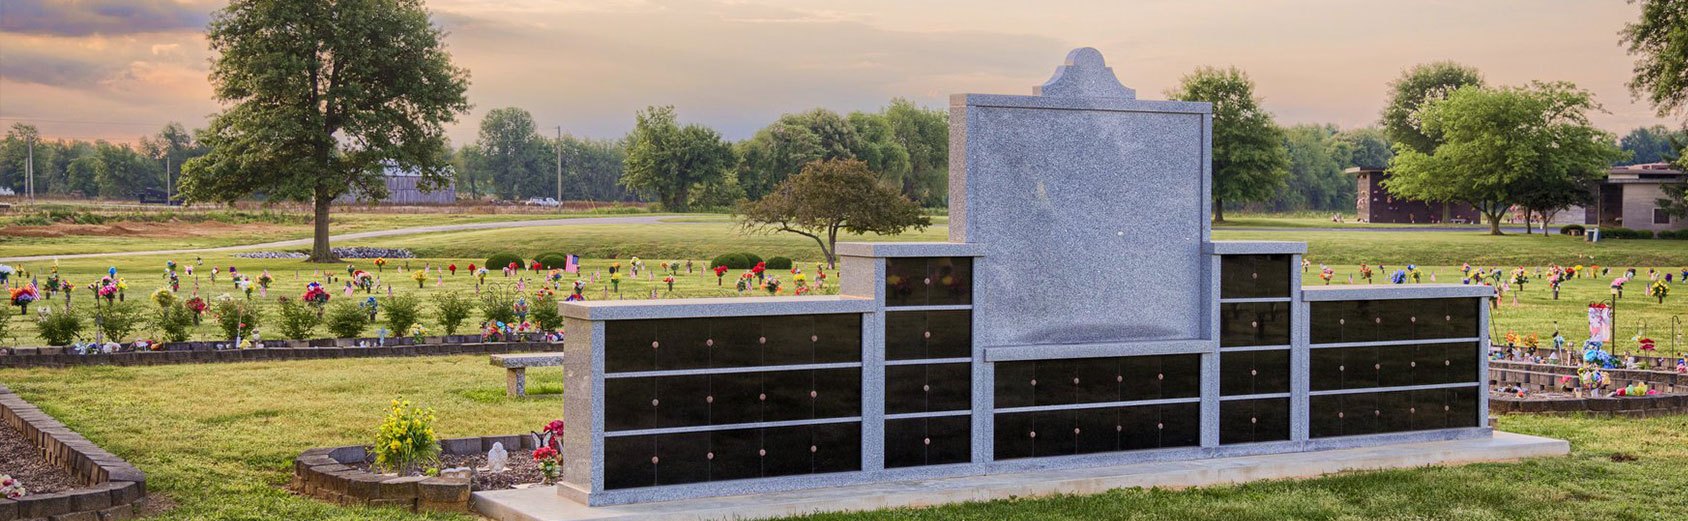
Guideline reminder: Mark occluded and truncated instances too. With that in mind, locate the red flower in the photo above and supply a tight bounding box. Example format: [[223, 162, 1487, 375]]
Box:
[[533, 446, 558, 461]]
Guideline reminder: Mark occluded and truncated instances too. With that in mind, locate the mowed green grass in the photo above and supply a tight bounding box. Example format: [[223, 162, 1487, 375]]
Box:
[[6, 220, 1688, 355], [0, 358, 1683, 520]]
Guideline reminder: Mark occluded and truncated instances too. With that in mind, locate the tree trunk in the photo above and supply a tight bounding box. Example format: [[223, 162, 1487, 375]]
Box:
[[1486, 208, 1505, 236], [1523, 209, 1533, 235], [308, 192, 338, 262], [825, 226, 840, 269], [1212, 199, 1225, 223]]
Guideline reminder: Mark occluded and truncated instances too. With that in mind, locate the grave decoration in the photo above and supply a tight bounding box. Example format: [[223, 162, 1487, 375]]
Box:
[[555, 48, 1495, 507]]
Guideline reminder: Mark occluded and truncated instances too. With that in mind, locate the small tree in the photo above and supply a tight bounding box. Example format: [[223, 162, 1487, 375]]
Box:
[[215, 298, 261, 341], [736, 158, 929, 268], [530, 292, 563, 332], [154, 302, 197, 343], [1165, 66, 1290, 222], [432, 292, 473, 336], [37, 309, 85, 346]]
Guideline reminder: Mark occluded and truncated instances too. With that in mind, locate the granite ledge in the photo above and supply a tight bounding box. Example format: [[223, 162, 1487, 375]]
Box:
[[1205, 241, 1308, 255], [560, 296, 875, 321], [1301, 284, 1493, 301], [984, 339, 1216, 362], [952, 93, 1211, 114], [835, 242, 984, 258]]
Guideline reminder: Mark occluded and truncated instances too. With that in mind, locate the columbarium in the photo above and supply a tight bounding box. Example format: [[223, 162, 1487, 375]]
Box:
[[554, 48, 1510, 508]]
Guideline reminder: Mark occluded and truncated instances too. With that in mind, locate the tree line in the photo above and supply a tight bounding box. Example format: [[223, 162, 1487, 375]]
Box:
[[0, 122, 207, 199]]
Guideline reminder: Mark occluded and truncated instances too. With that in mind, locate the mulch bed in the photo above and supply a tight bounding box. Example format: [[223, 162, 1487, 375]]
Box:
[[0, 419, 83, 494], [346, 449, 547, 491]]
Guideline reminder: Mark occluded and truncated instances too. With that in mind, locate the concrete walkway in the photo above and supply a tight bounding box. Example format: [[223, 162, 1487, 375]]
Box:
[[470, 431, 1569, 521], [0, 215, 679, 262]]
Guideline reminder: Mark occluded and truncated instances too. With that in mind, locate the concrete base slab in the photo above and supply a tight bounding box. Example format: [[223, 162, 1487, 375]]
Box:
[[472, 431, 1568, 521]]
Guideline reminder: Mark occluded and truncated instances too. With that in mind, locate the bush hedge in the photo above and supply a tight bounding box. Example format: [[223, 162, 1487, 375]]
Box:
[[1559, 224, 1585, 235], [1600, 227, 1653, 240], [534, 252, 571, 269], [710, 252, 765, 270], [485, 252, 524, 271], [765, 256, 793, 270], [1657, 229, 1688, 240]]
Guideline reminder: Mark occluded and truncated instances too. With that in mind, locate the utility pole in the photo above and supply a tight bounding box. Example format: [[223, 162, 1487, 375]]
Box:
[[165, 155, 172, 203], [25, 136, 33, 202], [555, 126, 563, 207]]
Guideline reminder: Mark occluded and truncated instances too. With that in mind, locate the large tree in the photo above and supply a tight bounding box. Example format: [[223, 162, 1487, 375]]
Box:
[[180, 0, 470, 262], [737, 158, 928, 268], [882, 98, 948, 206], [474, 107, 551, 200], [1165, 66, 1290, 223], [1619, 126, 1682, 165], [1272, 124, 1352, 212], [1386, 82, 1623, 235], [139, 122, 207, 199], [621, 106, 734, 211], [1622, 0, 1688, 127], [1381, 62, 1485, 155]]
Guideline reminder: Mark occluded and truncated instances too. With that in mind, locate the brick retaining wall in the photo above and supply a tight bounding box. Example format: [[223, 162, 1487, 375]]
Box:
[[1489, 361, 1688, 418], [0, 384, 147, 521]]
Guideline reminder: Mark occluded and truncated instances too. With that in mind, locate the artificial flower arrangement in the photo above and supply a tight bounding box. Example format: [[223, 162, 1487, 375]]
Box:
[[713, 264, 729, 285], [662, 275, 675, 293], [1612, 276, 1631, 298], [610, 272, 622, 293], [151, 287, 177, 308], [9, 285, 38, 315], [447, 263, 458, 276], [475, 268, 489, 285], [373, 399, 440, 475], [302, 282, 331, 308], [567, 280, 586, 302], [410, 324, 428, 343], [353, 270, 375, 293], [793, 272, 808, 289], [1319, 266, 1334, 285], [764, 277, 781, 295], [751, 261, 766, 282], [411, 270, 428, 289], [235, 276, 253, 300], [374, 257, 388, 272], [1649, 279, 1669, 303], [0, 474, 24, 499], [1407, 264, 1421, 283], [95, 276, 118, 304], [258, 271, 274, 292], [1357, 264, 1374, 283], [532, 419, 565, 483], [184, 296, 208, 324]]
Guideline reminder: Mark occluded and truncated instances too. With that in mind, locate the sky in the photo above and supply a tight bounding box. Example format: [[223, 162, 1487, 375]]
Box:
[[0, 0, 1677, 146]]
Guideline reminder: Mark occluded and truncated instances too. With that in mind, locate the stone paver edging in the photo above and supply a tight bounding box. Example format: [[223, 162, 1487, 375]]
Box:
[[0, 384, 147, 521], [292, 434, 539, 513]]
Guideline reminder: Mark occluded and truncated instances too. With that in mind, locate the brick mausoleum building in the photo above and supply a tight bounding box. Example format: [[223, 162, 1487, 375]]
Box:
[[1347, 167, 1481, 224]]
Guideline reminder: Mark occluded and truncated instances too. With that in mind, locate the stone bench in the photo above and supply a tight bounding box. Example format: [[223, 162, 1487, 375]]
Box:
[[490, 353, 564, 396]]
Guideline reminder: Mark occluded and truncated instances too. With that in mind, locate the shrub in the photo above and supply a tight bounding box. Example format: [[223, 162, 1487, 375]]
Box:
[[1657, 229, 1688, 240], [154, 302, 196, 343], [275, 297, 321, 340], [214, 297, 261, 341], [433, 292, 473, 336], [1600, 227, 1653, 239], [382, 294, 423, 338], [485, 252, 524, 271], [480, 290, 517, 326], [0, 310, 12, 344], [709, 252, 763, 269], [37, 309, 84, 346], [1559, 224, 1585, 235], [372, 398, 440, 475], [93, 301, 148, 343], [324, 300, 368, 339], [765, 256, 793, 270], [533, 252, 571, 270], [530, 293, 563, 332]]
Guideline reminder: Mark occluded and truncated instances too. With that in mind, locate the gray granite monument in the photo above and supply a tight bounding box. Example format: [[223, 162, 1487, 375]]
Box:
[[555, 47, 1496, 507]]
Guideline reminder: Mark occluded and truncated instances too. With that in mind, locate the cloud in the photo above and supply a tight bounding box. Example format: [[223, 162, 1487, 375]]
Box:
[[0, 0, 210, 37]]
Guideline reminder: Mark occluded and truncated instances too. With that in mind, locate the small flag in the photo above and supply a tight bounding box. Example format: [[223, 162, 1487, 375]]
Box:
[[565, 254, 580, 273]]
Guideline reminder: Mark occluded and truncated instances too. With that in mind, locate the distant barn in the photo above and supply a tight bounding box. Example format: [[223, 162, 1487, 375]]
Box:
[[335, 163, 456, 205]]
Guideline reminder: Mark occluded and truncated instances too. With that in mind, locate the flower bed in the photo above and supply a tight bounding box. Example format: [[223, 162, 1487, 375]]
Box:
[[0, 384, 148, 520], [292, 434, 542, 513]]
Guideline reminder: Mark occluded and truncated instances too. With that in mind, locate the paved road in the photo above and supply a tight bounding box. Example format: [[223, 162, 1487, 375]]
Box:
[[0, 215, 678, 263]]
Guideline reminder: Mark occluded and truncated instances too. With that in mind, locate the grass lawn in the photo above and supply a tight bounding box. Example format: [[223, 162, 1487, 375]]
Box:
[[5, 220, 1688, 356], [0, 356, 1682, 520]]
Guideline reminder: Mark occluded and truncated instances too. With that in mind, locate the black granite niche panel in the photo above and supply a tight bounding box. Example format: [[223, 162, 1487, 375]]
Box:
[[994, 354, 1201, 409], [1219, 397, 1291, 444], [886, 363, 971, 415], [604, 368, 862, 432], [1309, 387, 1479, 439], [885, 310, 972, 360], [1219, 349, 1290, 396], [604, 422, 862, 490], [884, 415, 971, 468], [1220, 254, 1292, 299], [1220, 302, 1291, 347], [993, 402, 1200, 460], [885, 257, 973, 307], [604, 314, 862, 374], [1309, 343, 1479, 392], [1308, 298, 1480, 345]]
